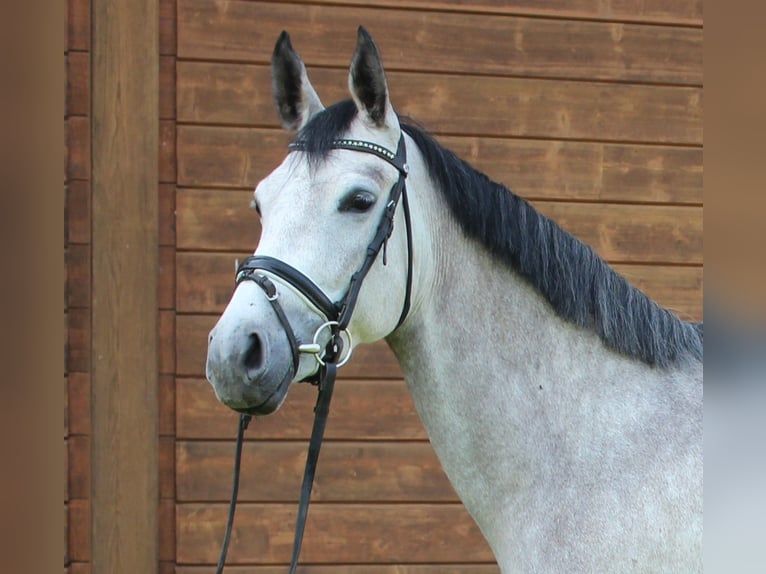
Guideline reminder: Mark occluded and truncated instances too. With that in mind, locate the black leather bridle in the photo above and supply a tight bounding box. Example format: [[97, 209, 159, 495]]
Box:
[[215, 134, 413, 574]]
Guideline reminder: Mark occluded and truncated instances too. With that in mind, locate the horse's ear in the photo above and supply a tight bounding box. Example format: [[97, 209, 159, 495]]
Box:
[[271, 31, 324, 131], [348, 27, 397, 129]]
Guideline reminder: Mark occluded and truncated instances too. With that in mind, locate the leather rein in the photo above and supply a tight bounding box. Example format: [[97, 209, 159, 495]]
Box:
[[215, 134, 412, 573]]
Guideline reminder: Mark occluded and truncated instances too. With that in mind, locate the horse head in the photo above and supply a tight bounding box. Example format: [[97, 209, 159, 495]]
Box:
[[206, 28, 417, 415]]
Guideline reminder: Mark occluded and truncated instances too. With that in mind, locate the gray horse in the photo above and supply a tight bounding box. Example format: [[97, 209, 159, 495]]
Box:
[[206, 27, 703, 573]]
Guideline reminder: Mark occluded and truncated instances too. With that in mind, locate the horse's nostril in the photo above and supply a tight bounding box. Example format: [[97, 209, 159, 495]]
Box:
[[243, 333, 264, 377]]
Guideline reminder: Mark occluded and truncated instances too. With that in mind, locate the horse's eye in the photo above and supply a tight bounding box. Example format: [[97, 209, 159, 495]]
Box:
[[339, 190, 376, 213], [250, 199, 261, 217]]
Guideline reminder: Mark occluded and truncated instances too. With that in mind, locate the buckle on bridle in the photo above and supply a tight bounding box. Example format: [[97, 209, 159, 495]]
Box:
[[298, 320, 353, 367]]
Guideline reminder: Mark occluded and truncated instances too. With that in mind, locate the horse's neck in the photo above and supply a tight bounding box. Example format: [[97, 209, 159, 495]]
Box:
[[386, 201, 699, 567]]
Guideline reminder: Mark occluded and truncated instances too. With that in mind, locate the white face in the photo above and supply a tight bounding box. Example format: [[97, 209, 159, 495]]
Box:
[[205, 118, 410, 414]]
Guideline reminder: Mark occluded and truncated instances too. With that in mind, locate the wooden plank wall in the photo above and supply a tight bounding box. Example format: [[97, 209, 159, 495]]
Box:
[[171, 1, 702, 572]]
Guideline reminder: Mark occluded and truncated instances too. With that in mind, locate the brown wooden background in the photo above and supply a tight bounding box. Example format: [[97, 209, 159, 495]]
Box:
[[65, 0, 702, 572]]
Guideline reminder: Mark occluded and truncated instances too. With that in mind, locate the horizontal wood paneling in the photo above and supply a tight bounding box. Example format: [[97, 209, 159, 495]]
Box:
[[176, 126, 703, 204], [236, 0, 702, 25], [176, 378, 423, 440], [176, 566, 500, 574], [175, 251, 702, 319], [535, 202, 702, 264], [176, 314, 402, 378], [175, 189, 260, 253], [178, 0, 701, 84], [175, 188, 702, 263], [176, 503, 494, 563], [177, 441, 455, 502], [177, 63, 702, 144]]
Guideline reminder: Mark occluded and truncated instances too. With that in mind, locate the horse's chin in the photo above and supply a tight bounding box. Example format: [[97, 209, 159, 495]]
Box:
[[232, 390, 287, 416], [215, 369, 292, 416]]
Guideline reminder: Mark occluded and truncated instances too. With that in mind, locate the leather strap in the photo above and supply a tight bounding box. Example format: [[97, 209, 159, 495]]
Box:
[[288, 361, 337, 573], [238, 255, 339, 321], [215, 413, 252, 574]]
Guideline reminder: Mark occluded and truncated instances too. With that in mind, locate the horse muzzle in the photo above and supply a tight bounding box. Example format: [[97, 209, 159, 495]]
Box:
[[206, 292, 297, 415]]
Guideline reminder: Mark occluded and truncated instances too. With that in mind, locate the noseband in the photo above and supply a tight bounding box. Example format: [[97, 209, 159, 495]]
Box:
[[216, 134, 413, 574]]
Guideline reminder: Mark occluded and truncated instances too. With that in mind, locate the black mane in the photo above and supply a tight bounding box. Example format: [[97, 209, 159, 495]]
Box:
[[295, 100, 703, 367]]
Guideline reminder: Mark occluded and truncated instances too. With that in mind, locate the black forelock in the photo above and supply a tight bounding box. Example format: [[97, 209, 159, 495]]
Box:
[[293, 99, 359, 166]]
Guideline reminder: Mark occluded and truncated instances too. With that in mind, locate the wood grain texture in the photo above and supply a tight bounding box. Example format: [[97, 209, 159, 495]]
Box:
[[174, 189, 701, 263], [532, 201, 702, 264], [66, 117, 89, 181], [176, 566, 500, 574], [66, 181, 91, 245], [176, 314, 403, 378], [160, 499, 176, 561], [176, 378, 423, 440], [160, 309, 177, 374], [68, 435, 90, 500], [176, 126, 702, 204], [67, 373, 91, 435], [66, 307, 90, 373], [160, 0, 176, 55], [68, 499, 90, 561], [177, 63, 702, 144], [160, 56, 176, 120], [66, 51, 89, 117], [159, 183, 176, 246], [177, 441, 456, 502], [177, 0, 701, 84], [160, 436, 176, 499], [90, 1, 159, 573], [161, 120, 177, 183], [68, 0, 90, 51], [66, 244, 90, 309], [159, 245, 176, 310], [176, 503, 494, 563], [234, 0, 702, 25], [159, 373, 176, 436]]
